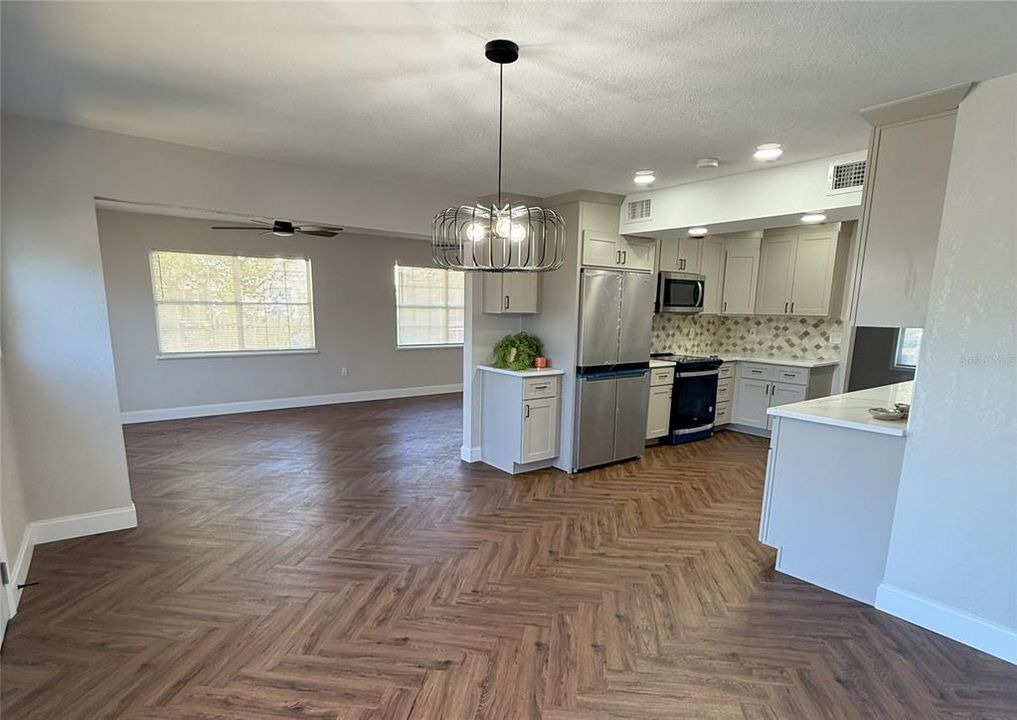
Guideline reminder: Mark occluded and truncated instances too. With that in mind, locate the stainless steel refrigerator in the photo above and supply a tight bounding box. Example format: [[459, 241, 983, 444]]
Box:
[[572, 269, 656, 471]]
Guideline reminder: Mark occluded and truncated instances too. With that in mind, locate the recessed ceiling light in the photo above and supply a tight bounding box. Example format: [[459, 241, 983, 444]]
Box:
[[753, 143, 784, 162], [696, 158, 720, 169], [633, 170, 656, 185], [801, 212, 827, 224], [688, 227, 708, 237]]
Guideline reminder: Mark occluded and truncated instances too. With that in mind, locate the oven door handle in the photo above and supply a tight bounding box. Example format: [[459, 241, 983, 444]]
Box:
[[678, 369, 720, 378]]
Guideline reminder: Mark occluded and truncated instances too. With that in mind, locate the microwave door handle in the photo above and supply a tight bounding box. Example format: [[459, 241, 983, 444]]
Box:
[[694, 281, 704, 308]]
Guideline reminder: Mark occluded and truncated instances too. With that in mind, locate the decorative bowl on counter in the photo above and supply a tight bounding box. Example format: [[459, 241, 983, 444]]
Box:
[[868, 403, 910, 421]]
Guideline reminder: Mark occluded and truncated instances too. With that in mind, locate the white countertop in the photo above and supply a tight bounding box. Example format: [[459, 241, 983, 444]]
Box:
[[477, 365, 565, 378], [649, 358, 677, 368], [768, 381, 913, 436], [716, 354, 839, 369]]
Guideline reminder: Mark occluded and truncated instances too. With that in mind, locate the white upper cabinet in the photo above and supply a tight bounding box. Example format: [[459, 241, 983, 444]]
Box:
[[720, 240, 760, 315], [853, 111, 957, 327], [483, 272, 539, 314], [755, 236, 797, 315], [581, 231, 655, 273], [790, 229, 839, 316], [755, 225, 842, 317], [700, 239, 724, 314], [660, 236, 704, 273]]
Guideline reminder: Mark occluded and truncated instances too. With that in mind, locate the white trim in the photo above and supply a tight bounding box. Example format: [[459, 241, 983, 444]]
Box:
[[31, 504, 138, 546], [7, 526, 34, 614], [121, 384, 464, 424], [460, 445, 481, 463], [876, 583, 1017, 665], [157, 349, 319, 360]]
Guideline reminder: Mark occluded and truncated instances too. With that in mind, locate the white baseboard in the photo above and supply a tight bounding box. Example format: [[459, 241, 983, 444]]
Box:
[[460, 445, 481, 463], [6, 503, 138, 618], [31, 503, 138, 545], [7, 527, 34, 614], [121, 384, 463, 424], [876, 583, 1017, 665]]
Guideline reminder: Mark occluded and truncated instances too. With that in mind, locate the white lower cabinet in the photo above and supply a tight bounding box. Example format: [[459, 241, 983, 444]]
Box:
[[733, 378, 772, 427], [646, 364, 675, 440], [479, 367, 563, 474], [646, 386, 673, 439], [521, 397, 558, 463], [731, 362, 834, 433]]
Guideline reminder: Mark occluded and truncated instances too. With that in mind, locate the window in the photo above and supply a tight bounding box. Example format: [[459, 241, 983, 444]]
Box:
[[150, 250, 315, 355], [894, 327, 923, 369], [394, 264, 464, 347]]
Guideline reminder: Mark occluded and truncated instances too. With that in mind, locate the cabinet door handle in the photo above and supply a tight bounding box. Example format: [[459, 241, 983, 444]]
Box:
[[532, 384, 548, 391], [525, 404, 530, 418], [784, 301, 788, 313], [504, 295, 510, 310], [765, 383, 770, 395], [622, 250, 628, 265], [616, 250, 622, 264], [723, 301, 727, 312], [790, 302, 795, 314]]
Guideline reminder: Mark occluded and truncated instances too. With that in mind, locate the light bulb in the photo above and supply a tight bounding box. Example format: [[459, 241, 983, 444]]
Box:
[[753, 143, 784, 161], [494, 213, 512, 239], [800, 213, 827, 224], [465, 222, 487, 242], [510, 223, 527, 242]]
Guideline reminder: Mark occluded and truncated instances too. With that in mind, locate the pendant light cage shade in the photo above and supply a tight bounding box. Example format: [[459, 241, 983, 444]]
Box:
[[432, 203, 565, 272]]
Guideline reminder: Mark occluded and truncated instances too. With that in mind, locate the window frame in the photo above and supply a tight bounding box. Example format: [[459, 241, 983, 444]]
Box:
[[893, 327, 923, 371], [149, 248, 317, 358], [393, 264, 465, 350]]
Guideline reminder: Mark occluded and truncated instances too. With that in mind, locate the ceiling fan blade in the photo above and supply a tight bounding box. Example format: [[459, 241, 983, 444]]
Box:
[[211, 225, 265, 230], [298, 229, 339, 238]]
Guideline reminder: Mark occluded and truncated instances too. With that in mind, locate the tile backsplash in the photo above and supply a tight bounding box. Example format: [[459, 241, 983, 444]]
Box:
[[652, 314, 843, 361]]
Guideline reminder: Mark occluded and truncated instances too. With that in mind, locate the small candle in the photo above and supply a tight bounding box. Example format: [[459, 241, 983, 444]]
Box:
[[534, 356, 548, 369]]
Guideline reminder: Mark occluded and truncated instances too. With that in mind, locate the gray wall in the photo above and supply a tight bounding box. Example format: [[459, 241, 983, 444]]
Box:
[[882, 74, 1016, 633], [847, 326, 916, 392], [1, 113, 473, 530], [98, 209, 461, 413]]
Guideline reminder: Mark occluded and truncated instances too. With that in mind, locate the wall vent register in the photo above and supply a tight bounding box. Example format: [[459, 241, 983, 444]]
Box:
[[828, 160, 867, 192], [627, 198, 652, 222]]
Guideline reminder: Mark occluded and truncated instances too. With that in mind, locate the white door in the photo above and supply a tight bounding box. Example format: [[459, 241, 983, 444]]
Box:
[[504, 273, 539, 314], [582, 231, 621, 269], [733, 378, 771, 428], [676, 237, 703, 273], [700, 239, 724, 314], [755, 236, 796, 315], [721, 249, 759, 315], [521, 397, 558, 463], [645, 386, 672, 439], [767, 382, 808, 430], [790, 230, 837, 316], [618, 236, 655, 272]]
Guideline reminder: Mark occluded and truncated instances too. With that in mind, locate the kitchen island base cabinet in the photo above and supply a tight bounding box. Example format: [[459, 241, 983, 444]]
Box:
[[479, 366, 563, 474], [761, 415, 905, 605]]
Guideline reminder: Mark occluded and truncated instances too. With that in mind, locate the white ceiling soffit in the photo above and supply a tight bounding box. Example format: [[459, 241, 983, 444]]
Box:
[[4, 2, 1017, 197]]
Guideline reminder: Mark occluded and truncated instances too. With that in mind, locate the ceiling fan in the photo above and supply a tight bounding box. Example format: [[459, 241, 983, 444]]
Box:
[[210, 219, 343, 238]]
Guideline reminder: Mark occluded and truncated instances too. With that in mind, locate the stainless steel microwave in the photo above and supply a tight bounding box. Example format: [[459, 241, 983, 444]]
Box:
[[657, 272, 705, 313]]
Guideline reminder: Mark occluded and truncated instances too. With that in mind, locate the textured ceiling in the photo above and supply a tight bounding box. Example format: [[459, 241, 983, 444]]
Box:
[[3, 2, 1016, 197]]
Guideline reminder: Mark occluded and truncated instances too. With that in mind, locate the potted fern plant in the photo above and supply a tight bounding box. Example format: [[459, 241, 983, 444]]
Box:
[[492, 332, 543, 371]]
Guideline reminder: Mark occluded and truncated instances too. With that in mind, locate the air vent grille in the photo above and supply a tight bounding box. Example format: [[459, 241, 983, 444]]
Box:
[[627, 198, 652, 221], [830, 160, 866, 190]]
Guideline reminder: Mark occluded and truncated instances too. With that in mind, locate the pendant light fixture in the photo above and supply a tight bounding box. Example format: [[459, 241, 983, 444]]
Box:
[[432, 39, 565, 272]]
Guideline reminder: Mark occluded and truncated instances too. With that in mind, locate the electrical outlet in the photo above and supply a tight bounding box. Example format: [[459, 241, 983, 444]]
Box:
[[341, 366, 349, 377], [830, 329, 843, 344]]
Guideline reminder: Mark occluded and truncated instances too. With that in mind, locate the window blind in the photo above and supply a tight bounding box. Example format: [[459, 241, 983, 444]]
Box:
[[394, 265, 464, 347], [150, 250, 315, 355]]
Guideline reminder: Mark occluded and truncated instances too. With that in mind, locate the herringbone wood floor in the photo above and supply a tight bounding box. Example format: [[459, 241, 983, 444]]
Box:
[[2, 394, 1015, 719]]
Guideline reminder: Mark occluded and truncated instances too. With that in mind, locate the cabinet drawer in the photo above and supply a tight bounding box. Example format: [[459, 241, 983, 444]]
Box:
[[772, 366, 809, 385], [522, 376, 558, 400], [715, 400, 731, 425], [718, 363, 734, 380], [739, 363, 774, 381], [716, 379, 733, 403], [650, 367, 675, 387]]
